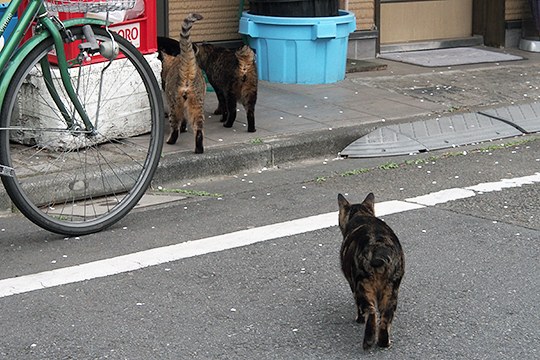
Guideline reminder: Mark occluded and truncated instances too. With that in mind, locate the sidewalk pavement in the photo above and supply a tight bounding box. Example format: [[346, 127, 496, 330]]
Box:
[[153, 46, 540, 185], [2, 46, 539, 214]]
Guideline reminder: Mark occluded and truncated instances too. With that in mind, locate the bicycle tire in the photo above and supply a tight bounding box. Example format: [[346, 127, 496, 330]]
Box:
[[0, 25, 164, 236]]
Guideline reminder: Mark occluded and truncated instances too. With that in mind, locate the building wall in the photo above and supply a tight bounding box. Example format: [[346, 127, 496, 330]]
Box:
[[506, 0, 529, 21], [164, 1, 527, 46], [168, 0, 244, 42], [346, 0, 375, 31], [167, 0, 376, 42]]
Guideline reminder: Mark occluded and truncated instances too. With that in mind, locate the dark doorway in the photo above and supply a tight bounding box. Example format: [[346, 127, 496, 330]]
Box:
[[156, 0, 169, 37], [473, 0, 505, 47]]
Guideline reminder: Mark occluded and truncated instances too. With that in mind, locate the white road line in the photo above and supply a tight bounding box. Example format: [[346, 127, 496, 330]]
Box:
[[406, 188, 476, 206], [0, 172, 539, 299]]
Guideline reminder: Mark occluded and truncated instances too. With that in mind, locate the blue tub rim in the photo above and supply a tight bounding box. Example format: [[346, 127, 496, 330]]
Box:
[[240, 10, 356, 26]]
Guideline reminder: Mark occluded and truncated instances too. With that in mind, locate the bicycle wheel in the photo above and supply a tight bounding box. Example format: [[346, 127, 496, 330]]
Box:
[[0, 25, 164, 236]]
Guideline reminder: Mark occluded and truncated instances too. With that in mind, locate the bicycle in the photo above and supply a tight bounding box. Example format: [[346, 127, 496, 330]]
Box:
[[0, 0, 164, 236]]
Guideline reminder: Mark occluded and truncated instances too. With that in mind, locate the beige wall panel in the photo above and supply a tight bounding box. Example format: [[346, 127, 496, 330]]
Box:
[[168, 0, 244, 42], [347, 0, 375, 31], [380, 0, 473, 44], [505, 0, 529, 21]]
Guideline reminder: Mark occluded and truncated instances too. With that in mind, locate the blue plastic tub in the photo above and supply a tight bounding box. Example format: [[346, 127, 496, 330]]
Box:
[[0, 3, 18, 42], [239, 10, 356, 84]]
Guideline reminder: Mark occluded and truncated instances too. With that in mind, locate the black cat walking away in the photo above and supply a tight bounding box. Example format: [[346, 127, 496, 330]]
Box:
[[338, 193, 405, 350]]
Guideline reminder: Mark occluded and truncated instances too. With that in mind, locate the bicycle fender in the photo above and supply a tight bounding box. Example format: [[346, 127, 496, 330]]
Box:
[[0, 18, 107, 108], [62, 18, 108, 28]]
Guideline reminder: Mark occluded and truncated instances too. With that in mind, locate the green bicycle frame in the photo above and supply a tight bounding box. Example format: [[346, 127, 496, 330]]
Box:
[[0, 0, 107, 131]]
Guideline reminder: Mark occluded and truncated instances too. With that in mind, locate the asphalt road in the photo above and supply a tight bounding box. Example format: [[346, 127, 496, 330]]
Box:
[[0, 135, 539, 359]]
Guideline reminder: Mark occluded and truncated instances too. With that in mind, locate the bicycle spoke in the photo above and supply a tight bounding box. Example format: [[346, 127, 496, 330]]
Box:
[[0, 25, 163, 235]]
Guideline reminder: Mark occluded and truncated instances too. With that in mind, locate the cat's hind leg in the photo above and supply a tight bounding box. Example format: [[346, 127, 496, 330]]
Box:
[[355, 282, 378, 350], [166, 105, 182, 145], [180, 118, 188, 133], [377, 284, 400, 348], [214, 89, 226, 120], [363, 305, 378, 349], [214, 104, 223, 115], [223, 92, 238, 128], [352, 284, 365, 324], [187, 98, 205, 154]]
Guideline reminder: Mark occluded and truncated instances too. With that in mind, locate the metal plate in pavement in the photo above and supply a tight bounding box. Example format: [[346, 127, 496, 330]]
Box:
[[480, 102, 540, 133], [392, 112, 522, 150], [340, 127, 427, 157], [341, 113, 523, 158]]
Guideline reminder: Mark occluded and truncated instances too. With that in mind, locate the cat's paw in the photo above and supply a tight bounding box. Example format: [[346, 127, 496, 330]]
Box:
[[195, 132, 204, 153], [363, 314, 377, 350], [166, 130, 178, 145], [363, 337, 376, 350], [377, 330, 391, 348]]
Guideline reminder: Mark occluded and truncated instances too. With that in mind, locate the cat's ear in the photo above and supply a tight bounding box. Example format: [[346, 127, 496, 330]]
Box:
[[236, 45, 247, 54], [338, 193, 350, 209], [237, 45, 254, 58], [337, 194, 351, 235], [362, 193, 375, 214]]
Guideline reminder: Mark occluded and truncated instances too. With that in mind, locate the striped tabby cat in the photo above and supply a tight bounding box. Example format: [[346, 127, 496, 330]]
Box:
[[162, 13, 206, 153]]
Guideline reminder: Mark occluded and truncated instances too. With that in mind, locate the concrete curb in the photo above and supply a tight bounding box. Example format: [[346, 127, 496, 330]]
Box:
[[0, 122, 376, 214], [152, 124, 376, 185]]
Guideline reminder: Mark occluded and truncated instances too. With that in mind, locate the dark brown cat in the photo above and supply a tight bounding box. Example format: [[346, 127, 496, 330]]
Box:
[[338, 193, 405, 350], [196, 43, 257, 132], [162, 13, 206, 153]]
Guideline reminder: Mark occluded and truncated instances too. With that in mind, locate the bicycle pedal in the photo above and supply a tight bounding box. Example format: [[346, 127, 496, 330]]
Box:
[[0, 165, 15, 178]]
